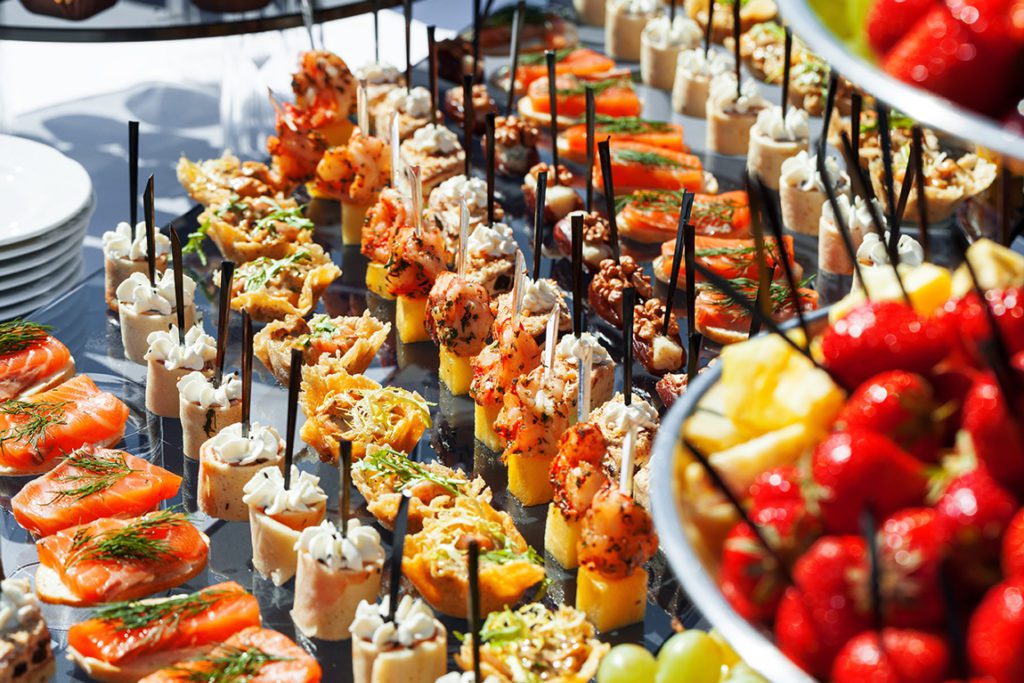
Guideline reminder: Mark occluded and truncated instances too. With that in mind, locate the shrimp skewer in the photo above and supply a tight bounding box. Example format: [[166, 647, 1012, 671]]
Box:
[[311, 125, 391, 244]]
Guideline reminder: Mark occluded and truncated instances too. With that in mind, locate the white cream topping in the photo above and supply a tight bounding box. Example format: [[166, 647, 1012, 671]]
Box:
[[242, 465, 327, 515], [295, 518, 384, 571], [643, 15, 702, 48], [358, 62, 401, 84], [468, 222, 516, 259], [436, 673, 502, 683], [177, 371, 241, 410], [207, 422, 282, 467], [556, 332, 613, 367], [583, 241, 613, 264], [521, 277, 562, 314], [754, 105, 809, 142], [600, 394, 659, 432], [431, 175, 488, 214], [677, 48, 734, 77], [102, 221, 171, 261], [651, 335, 684, 370], [385, 86, 433, 118], [857, 231, 925, 268], [116, 269, 195, 316], [610, 0, 659, 14], [145, 324, 216, 371], [822, 195, 887, 236], [350, 595, 439, 647], [709, 73, 767, 114], [409, 124, 459, 154], [0, 579, 40, 633], [780, 151, 847, 193]]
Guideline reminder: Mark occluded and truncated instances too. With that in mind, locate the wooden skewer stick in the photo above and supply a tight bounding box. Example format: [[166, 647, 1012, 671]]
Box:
[[283, 346, 303, 490]]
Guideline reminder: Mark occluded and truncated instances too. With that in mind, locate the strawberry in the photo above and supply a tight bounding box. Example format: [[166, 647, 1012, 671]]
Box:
[[879, 508, 949, 628], [837, 370, 945, 462], [940, 288, 1024, 369], [968, 577, 1024, 682], [774, 536, 871, 678], [866, 0, 938, 56], [883, 0, 1024, 117], [832, 628, 952, 683], [936, 467, 1019, 594], [961, 373, 1024, 493], [1002, 508, 1024, 578], [811, 428, 929, 534], [749, 466, 806, 512], [820, 301, 951, 391], [929, 364, 979, 442]]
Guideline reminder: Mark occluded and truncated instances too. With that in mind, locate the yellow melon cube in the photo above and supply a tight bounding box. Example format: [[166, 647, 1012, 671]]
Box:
[[831, 262, 952, 322], [952, 238, 1024, 297], [683, 384, 751, 455], [396, 295, 430, 344], [544, 504, 581, 569], [365, 262, 395, 300], [508, 452, 554, 506], [439, 347, 473, 396], [340, 200, 371, 246], [475, 403, 505, 452], [576, 564, 647, 632], [710, 422, 813, 495]]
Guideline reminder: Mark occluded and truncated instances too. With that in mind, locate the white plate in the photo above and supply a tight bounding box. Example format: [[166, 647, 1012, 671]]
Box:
[[0, 251, 83, 309], [0, 135, 93, 247], [0, 241, 81, 291], [0, 257, 82, 321], [0, 197, 93, 263], [0, 215, 88, 277]]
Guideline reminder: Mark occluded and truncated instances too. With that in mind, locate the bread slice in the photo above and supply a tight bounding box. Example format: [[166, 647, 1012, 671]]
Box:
[[0, 429, 121, 478], [68, 644, 212, 683], [35, 531, 210, 607], [15, 357, 76, 400], [516, 96, 579, 129]]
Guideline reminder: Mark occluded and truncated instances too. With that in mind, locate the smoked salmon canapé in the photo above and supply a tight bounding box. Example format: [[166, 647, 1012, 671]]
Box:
[[513, 47, 616, 92], [558, 116, 687, 162], [518, 73, 641, 127], [617, 190, 753, 243], [35, 509, 209, 607], [695, 279, 820, 346], [0, 374, 130, 476], [593, 142, 714, 197], [0, 319, 74, 401], [12, 447, 181, 537], [653, 234, 802, 286], [68, 581, 261, 683], [138, 626, 322, 683]]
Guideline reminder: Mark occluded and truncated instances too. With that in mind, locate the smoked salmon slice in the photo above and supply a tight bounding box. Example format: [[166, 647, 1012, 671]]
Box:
[[654, 235, 802, 285], [617, 190, 752, 242], [593, 141, 705, 195], [138, 626, 322, 683], [12, 447, 181, 537], [0, 375, 129, 475], [68, 582, 261, 669], [514, 47, 616, 91], [36, 509, 209, 606], [0, 320, 74, 401], [560, 116, 687, 162], [526, 74, 641, 119], [695, 281, 819, 344]]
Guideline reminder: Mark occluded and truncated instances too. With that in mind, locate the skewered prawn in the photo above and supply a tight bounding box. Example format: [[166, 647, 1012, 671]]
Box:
[[384, 225, 448, 298], [361, 188, 410, 263], [426, 272, 495, 356], [311, 128, 390, 203], [495, 362, 578, 462], [578, 482, 658, 579], [470, 318, 542, 408], [267, 101, 328, 185], [292, 50, 356, 117], [551, 423, 610, 521]]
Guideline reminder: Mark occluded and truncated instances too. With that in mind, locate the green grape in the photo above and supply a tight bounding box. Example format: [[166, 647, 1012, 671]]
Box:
[[656, 631, 723, 683], [598, 644, 658, 683], [808, 0, 854, 39], [723, 662, 769, 683]]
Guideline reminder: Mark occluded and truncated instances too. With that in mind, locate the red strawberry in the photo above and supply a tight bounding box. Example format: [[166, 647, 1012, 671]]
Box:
[[941, 288, 1024, 369], [1002, 509, 1024, 578], [749, 466, 806, 512], [936, 467, 1019, 593], [929, 363, 979, 441], [883, 0, 1024, 117], [879, 508, 949, 628], [820, 301, 951, 390], [838, 370, 945, 462], [961, 373, 1024, 493], [774, 537, 871, 678], [866, 0, 937, 55], [832, 628, 952, 683], [968, 577, 1024, 682], [811, 428, 929, 534]]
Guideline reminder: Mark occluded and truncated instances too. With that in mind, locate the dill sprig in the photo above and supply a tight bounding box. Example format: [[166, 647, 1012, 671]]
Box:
[[555, 76, 629, 98], [47, 450, 136, 504], [357, 446, 465, 497], [90, 587, 231, 635], [611, 148, 694, 169], [0, 399, 69, 460], [170, 645, 290, 682], [616, 190, 742, 227], [69, 509, 185, 565], [595, 115, 671, 135], [0, 319, 51, 356], [518, 46, 573, 66], [239, 250, 310, 293], [699, 275, 814, 311], [252, 202, 314, 236]]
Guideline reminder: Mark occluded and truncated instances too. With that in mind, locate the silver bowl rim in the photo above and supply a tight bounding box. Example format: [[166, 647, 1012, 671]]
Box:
[[650, 309, 833, 683], [776, 0, 1024, 162]]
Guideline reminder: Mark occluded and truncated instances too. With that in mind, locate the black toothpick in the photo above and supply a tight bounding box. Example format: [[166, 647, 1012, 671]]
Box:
[[911, 126, 930, 260], [128, 120, 139, 236], [850, 92, 862, 164], [732, 0, 741, 101], [427, 25, 439, 127], [623, 286, 635, 406], [241, 311, 253, 439], [283, 346, 302, 490], [372, 0, 380, 64], [143, 175, 156, 284], [546, 50, 560, 178], [472, 0, 482, 84], [876, 103, 899, 231], [598, 138, 621, 263], [387, 494, 412, 623], [340, 440, 352, 539], [486, 112, 496, 226], [687, 332, 702, 383], [468, 539, 483, 683], [893, 160, 917, 229], [781, 27, 792, 120], [665, 191, 695, 337], [703, 0, 715, 59], [585, 86, 596, 214], [571, 212, 584, 337], [533, 170, 547, 280], [506, 0, 526, 116], [403, 0, 412, 91], [463, 74, 475, 178], [170, 230, 186, 346], [819, 71, 839, 157], [214, 261, 235, 387]]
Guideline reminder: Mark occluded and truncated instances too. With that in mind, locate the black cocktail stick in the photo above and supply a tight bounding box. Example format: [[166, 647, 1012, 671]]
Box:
[[340, 440, 352, 539], [546, 50, 560, 178], [214, 262, 234, 387], [472, 0, 482, 84], [585, 86, 596, 214], [703, 0, 715, 59], [403, 0, 413, 91], [893, 160, 917, 229], [732, 0, 741, 101], [129, 121, 139, 236], [571, 212, 584, 337], [283, 346, 302, 490], [664, 191, 695, 336], [850, 92, 862, 164], [623, 286, 635, 406], [170, 230, 186, 345], [781, 27, 792, 120], [876, 103, 899, 232], [143, 175, 156, 284], [241, 311, 253, 439], [468, 539, 483, 683], [463, 74, 475, 177], [427, 26, 439, 126], [533, 170, 547, 280], [486, 112, 496, 226], [597, 138, 620, 263], [911, 126, 930, 260], [818, 71, 838, 157], [506, 0, 526, 116]]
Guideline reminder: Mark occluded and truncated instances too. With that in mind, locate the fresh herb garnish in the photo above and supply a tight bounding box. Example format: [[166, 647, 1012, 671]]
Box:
[[169, 645, 289, 683], [213, 194, 249, 218], [700, 275, 814, 311], [252, 203, 314, 236], [47, 450, 136, 504], [239, 251, 310, 293], [611, 148, 694, 169], [357, 446, 465, 497], [860, 110, 915, 135], [595, 115, 671, 135], [519, 46, 574, 66], [69, 509, 185, 565], [91, 587, 231, 634], [0, 399, 69, 459], [182, 220, 211, 266], [555, 76, 629, 98], [0, 319, 51, 356]]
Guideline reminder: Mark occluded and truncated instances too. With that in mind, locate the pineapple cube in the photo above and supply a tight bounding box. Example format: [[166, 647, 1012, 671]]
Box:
[[831, 262, 952, 323], [545, 504, 581, 569], [683, 384, 751, 455], [952, 238, 1024, 297], [576, 564, 647, 632], [439, 347, 473, 396], [508, 452, 555, 506], [365, 262, 395, 300], [396, 295, 430, 343], [475, 403, 505, 452], [710, 422, 813, 495], [319, 117, 354, 147], [340, 200, 371, 246]]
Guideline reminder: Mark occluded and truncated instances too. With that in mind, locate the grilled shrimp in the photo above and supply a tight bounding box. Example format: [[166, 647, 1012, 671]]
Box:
[[292, 50, 356, 117], [426, 272, 495, 356], [578, 482, 658, 578], [384, 224, 448, 298], [495, 364, 577, 461], [551, 423, 610, 521], [267, 102, 327, 184], [362, 188, 410, 263], [313, 128, 390, 203]]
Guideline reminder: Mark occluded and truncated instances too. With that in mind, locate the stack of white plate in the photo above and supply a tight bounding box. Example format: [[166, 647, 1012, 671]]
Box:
[[0, 135, 93, 321]]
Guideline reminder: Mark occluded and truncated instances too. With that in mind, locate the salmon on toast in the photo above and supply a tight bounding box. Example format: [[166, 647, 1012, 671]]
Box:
[[0, 374, 129, 476], [653, 234, 802, 286], [514, 48, 616, 91], [0, 320, 74, 401], [520, 73, 641, 125], [617, 190, 752, 242], [695, 280, 819, 346], [12, 447, 181, 537], [593, 142, 708, 196], [558, 116, 687, 162]]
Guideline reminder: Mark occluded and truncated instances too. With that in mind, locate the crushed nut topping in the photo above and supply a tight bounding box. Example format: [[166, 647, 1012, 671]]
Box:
[[492, 115, 540, 148], [633, 298, 679, 342]]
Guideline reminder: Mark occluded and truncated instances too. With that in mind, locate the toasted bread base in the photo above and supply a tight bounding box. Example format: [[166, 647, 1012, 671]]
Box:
[[13, 358, 76, 401], [515, 97, 580, 129], [0, 428, 121, 478], [68, 645, 213, 683]]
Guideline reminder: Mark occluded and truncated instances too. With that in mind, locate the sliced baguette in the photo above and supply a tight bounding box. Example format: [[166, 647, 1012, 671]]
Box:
[[0, 428, 121, 478], [67, 644, 213, 683], [12, 357, 76, 400], [516, 97, 579, 129]]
